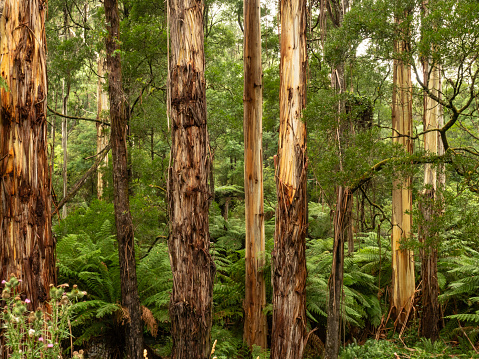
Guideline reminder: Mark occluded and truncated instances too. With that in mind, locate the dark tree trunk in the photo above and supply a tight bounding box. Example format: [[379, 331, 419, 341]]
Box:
[[324, 187, 352, 359], [104, 1, 144, 358], [271, 0, 308, 355], [168, 0, 215, 356], [0, 0, 55, 309]]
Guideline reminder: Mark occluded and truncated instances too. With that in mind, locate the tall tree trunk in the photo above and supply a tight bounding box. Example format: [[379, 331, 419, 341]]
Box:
[[271, 0, 308, 355], [104, 0, 143, 357], [243, 0, 268, 349], [391, 22, 415, 322], [96, 54, 109, 199], [419, 13, 442, 338], [325, 186, 352, 359], [61, 6, 70, 219], [168, 0, 215, 356], [0, 0, 55, 308]]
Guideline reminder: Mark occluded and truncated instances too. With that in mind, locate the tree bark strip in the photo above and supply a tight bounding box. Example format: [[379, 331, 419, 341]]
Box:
[[391, 24, 415, 322], [168, 0, 215, 356], [96, 54, 109, 199], [271, 0, 308, 355], [0, 0, 55, 310], [104, 0, 144, 357], [325, 186, 352, 359], [243, 0, 268, 349], [419, 11, 442, 337]]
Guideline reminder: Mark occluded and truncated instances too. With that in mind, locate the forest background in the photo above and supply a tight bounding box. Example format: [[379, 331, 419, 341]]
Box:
[[33, 0, 479, 357]]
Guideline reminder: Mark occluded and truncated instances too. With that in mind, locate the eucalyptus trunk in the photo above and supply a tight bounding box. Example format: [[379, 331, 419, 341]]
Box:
[[96, 54, 109, 199], [271, 0, 308, 355], [168, 0, 215, 356], [0, 0, 55, 307], [420, 47, 442, 340], [325, 187, 352, 359], [104, 0, 144, 357], [243, 0, 268, 350], [391, 30, 415, 322]]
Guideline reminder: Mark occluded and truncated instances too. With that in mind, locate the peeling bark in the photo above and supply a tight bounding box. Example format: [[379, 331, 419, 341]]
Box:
[[104, 0, 144, 357], [0, 0, 55, 310], [271, 0, 308, 355], [168, 0, 215, 356], [391, 28, 415, 322], [243, 0, 268, 349]]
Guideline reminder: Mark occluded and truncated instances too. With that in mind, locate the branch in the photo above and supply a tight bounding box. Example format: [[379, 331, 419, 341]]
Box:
[[53, 143, 111, 216], [47, 106, 110, 126], [350, 153, 450, 193]]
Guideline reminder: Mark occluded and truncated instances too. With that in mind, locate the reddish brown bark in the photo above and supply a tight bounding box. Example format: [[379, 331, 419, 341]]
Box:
[[104, 0, 144, 357], [271, 0, 308, 355], [168, 0, 215, 356], [0, 0, 55, 308]]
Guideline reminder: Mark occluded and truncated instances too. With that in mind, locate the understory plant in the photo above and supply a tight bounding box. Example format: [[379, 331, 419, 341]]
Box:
[[1, 275, 85, 358]]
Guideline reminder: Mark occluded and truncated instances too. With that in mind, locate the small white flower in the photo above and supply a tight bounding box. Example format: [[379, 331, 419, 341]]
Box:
[[14, 317, 20, 323], [28, 328, 35, 337]]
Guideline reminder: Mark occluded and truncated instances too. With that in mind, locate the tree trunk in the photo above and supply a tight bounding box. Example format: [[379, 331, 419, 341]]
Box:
[[271, 0, 308, 354], [0, 0, 55, 308], [168, 0, 215, 355], [391, 26, 415, 323], [62, 6, 70, 219], [104, 0, 144, 358], [96, 54, 109, 199], [325, 186, 352, 359], [243, 0, 268, 349], [419, 23, 442, 339]]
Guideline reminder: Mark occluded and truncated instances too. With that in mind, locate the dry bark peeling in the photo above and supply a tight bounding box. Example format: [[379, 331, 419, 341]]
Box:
[[271, 0, 308, 356], [168, 0, 215, 357], [0, 0, 55, 309]]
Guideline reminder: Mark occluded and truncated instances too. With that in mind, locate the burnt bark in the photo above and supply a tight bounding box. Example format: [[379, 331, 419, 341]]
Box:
[[104, 0, 144, 358], [168, 0, 215, 356], [0, 0, 55, 309], [271, 0, 308, 355], [324, 187, 352, 359], [243, 0, 267, 349]]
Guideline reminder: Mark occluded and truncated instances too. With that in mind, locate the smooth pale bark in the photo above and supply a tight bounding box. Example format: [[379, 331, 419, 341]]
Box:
[[104, 0, 144, 357], [243, 0, 267, 350], [391, 35, 415, 322], [420, 44, 443, 340], [0, 0, 55, 307], [271, 0, 308, 355], [96, 55, 109, 199], [168, 0, 215, 356]]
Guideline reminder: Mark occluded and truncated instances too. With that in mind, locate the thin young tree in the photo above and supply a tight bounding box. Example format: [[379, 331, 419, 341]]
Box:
[[96, 54, 109, 199], [168, 0, 215, 355], [271, 0, 308, 355], [0, 0, 55, 308], [391, 9, 415, 322], [243, 0, 268, 350], [104, 0, 144, 357]]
